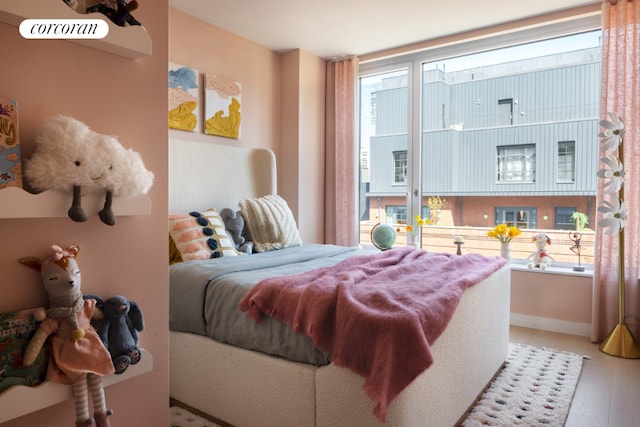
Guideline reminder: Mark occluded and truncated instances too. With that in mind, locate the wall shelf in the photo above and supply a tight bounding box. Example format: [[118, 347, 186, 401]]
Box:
[[0, 349, 153, 423], [0, 0, 152, 59], [0, 187, 151, 219]]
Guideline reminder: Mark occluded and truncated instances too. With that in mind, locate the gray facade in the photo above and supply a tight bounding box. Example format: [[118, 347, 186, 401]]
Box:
[[367, 47, 601, 199]]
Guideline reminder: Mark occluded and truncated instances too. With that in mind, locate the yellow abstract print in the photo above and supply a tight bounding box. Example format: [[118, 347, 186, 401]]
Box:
[[204, 74, 242, 139]]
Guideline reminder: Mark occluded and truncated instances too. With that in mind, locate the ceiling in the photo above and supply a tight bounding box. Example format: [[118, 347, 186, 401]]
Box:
[[169, 0, 600, 59]]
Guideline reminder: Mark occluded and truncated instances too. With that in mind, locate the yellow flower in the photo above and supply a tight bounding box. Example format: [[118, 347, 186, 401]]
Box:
[[405, 214, 430, 237], [488, 223, 521, 243]]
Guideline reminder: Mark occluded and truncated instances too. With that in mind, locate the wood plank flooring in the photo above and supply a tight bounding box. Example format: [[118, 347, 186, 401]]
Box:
[[509, 325, 640, 427]]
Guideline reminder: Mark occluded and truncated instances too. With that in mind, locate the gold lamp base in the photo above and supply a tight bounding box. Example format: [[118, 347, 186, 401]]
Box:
[[599, 323, 640, 359]]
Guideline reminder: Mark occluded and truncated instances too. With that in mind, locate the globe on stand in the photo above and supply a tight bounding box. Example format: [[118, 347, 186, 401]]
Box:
[[371, 223, 396, 251]]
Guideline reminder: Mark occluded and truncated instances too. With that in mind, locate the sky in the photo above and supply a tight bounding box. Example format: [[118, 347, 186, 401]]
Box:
[[362, 30, 602, 83], [427, 30, 602, 72]]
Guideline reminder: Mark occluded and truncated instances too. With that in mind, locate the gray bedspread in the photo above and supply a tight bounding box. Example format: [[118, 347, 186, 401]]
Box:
[[170, 244, 370, 366]]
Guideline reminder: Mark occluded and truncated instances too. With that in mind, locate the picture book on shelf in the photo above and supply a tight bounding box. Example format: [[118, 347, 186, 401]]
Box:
[[0, 307, 49, 394], [0, 97, 22, 190]]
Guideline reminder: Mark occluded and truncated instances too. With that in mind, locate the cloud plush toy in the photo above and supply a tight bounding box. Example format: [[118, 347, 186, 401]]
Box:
[[25, 115, 154, 225]]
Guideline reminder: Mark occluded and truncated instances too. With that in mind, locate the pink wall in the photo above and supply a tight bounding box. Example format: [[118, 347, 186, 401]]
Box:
[[168, 8, 280, 155], [279, 49, 326, 243], [295, 50, 326, 244], [0, 4, 169, 427], [278, 51, 299, 220], [511, 270, 592, 333]]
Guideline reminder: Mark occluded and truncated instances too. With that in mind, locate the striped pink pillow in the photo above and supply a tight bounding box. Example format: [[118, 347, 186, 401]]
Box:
[[169, 209, 240, 263]]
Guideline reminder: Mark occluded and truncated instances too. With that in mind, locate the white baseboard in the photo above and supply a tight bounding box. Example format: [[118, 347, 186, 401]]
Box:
[[510, 313, 591, 337]]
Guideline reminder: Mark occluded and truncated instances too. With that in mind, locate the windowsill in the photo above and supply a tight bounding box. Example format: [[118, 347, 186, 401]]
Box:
[[509, 259, 593, 277]]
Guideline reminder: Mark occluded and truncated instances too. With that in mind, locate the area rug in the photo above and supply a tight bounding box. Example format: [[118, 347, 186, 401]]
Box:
[[170, 343, 584, 427], [461, 342, 585, 427], [170, 405, 223, 427]]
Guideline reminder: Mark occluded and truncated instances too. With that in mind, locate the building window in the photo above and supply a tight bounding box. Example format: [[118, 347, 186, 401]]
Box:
[[393, 150, 407, 184], [386, 205, 406, 224], [557, 141, 576, 182], [497, 98, 513, 126], [555, 207, 576, 230], [386, 205, 430, 225], [360, 151, 369, 169], [495, 207, 537, 229], [497, 145, 536, 182]]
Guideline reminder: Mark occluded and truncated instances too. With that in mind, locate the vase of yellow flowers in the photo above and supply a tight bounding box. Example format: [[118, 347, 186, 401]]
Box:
[[488, 223, 521, 260], [401, 215, 430, 248]]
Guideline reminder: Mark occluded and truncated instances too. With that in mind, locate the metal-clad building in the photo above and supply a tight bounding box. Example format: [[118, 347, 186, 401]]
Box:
[[366, 47, 601, 228], [420, 121, 599, 196]]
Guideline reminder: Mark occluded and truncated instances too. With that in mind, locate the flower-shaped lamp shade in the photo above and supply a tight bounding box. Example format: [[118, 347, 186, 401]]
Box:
[[598, 112, 625, 151], [597, 197, 627, 235], [597, 112, 627, 236], [597, 155, 624, 194]]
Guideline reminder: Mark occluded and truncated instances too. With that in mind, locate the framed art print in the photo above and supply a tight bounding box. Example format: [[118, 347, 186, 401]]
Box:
[[204, 74, 241, 139]]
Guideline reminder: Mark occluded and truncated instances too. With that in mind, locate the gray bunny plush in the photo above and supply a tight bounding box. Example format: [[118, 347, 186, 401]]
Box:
[[219, 208, 254, 254], [87, 294, 144, 374]]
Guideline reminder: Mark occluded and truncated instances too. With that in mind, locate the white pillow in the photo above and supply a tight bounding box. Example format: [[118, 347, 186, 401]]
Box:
[[238, 195, 302, 252]]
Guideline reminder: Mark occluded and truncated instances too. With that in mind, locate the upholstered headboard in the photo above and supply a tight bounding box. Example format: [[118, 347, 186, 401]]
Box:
[[168, 138, 276, 213]]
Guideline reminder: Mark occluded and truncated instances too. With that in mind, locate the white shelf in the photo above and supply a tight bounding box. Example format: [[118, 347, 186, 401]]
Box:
[[0, 349, 153, 423], [0, 187, 151, 219], [0, 0, 152, 59]]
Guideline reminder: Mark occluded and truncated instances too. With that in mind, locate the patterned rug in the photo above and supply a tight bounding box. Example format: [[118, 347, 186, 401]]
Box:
[[170, 405, 223, 427], [461, 342, 584, 426], [170, 343, 584, 427]]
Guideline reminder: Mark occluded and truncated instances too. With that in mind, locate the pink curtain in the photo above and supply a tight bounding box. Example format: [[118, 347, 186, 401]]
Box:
[[592, 0, 640, 342], [325, 56, 359, 246]]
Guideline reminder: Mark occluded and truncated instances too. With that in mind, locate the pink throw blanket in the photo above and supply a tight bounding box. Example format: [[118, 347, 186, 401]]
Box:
[[238, 247, 506, 421]]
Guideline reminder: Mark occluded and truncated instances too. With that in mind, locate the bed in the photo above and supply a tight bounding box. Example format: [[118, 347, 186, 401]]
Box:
[[168, 138, 511, 427]]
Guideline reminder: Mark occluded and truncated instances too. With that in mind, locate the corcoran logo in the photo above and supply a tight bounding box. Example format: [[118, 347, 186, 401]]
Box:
[[19, 19, 109, 39]]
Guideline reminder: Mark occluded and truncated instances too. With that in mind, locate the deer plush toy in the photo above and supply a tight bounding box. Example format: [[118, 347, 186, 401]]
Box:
[[20, 245, 115, 427]]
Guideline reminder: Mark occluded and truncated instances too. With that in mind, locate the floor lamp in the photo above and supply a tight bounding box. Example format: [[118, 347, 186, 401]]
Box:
[[597, 113, 640, 358]]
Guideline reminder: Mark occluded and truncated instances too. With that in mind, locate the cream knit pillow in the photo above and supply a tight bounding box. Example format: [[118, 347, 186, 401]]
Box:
[[238, 195, 302, 252]]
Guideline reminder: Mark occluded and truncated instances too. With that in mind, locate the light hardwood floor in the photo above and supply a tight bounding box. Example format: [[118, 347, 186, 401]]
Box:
[[509, 325, 640, 427]]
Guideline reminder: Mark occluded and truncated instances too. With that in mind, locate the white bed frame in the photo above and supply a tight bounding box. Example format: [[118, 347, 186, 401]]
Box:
[[169, 138, 511, 427]]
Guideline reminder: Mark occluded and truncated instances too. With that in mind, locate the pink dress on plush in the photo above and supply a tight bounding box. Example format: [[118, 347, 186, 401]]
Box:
[[39, 299, 115, 384]]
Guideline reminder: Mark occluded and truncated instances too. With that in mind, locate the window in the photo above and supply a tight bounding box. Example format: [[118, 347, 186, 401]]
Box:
[[495, 207, 537, 229], [361, 150, 368, 169], [555, 207, 577, 230], [497, 145, 536, 183], [386, 205, 406, 224], [386, 205, 431, 225], [497, 98, 513, 126], [558, 141, 576, 182], [359, 21, 600, 264], [393, 150, 407, 184]]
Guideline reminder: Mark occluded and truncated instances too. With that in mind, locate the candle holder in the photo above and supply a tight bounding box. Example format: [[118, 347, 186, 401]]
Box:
[[453, 236, 464, 255]]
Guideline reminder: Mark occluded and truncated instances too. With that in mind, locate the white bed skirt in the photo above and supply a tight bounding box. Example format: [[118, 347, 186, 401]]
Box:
[[170, 264, 511, 427]]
